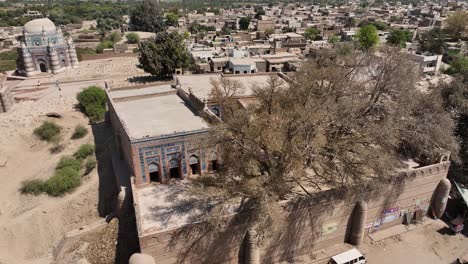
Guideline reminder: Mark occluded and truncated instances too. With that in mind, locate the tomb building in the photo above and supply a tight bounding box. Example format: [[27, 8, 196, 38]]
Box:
[[16, 18, 78, 77]]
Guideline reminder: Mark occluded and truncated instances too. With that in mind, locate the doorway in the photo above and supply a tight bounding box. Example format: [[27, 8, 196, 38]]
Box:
[[39, 62, 47, 72], [189, 155, 200, 175], [169, 159, 180, 179], [148, 163, 160, 183]]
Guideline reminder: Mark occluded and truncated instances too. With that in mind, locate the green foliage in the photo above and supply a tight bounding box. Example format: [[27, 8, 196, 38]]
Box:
[[73, 144, 95, 160], [387, 29, 412, 47], [75, 47, 96, 61], [359, 20, 388, 30], [254, 8, 266, 19], [328, 35, 340, 44], [130, 0, 166, 33], [20, 179, 45, 195], [56, 156, 83, 172], [42, 167, 81, 197], [264, 28, 275, 36], [165, 12, 179, 27], [76, 86, 107, 122], [0, 2, 127, 28], [126, 32, 140, 44], [0, 50, 18, 60], [189, 22, 215, 34], [96, 40, 114, 53], [0, 50, 18, 71], [356, 25, 379, 50], [71, 125, 88, 139], [137, 32, 190, 77], [420, 28, 447, 54], [107, 32, 122, 44], [21, 156, 83, 196], [444, 55, 468, 77], [239, 17, 251, 30], [84, 157, 97, 175], [304, 27, 321, 40], [34, 121, 62, 142]]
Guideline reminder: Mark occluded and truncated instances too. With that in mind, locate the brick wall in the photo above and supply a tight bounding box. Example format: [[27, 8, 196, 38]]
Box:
[[137, 161, 450, 264]]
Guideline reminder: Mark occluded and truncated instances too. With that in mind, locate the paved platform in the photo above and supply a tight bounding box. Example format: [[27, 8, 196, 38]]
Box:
[[368, 218, 435, 242]]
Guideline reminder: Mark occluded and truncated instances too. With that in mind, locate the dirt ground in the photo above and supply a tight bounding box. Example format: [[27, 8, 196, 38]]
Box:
[[0, 57, 144, 264], [362, 220, 468, 264]]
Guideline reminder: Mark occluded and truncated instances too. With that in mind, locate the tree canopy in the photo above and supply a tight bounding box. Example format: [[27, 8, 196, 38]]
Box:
[[387, 29, 412, 48], [193, 47, 458, 238], [420, 28, 447, 54], [356, 24, 379, 50], [445, 11, 468, 39], [304, 27, 321, 40], [165, 12, 179, 27], [130, 0, 166, 33], [239, 17, 251, 30], [137, 32, 190, 78]]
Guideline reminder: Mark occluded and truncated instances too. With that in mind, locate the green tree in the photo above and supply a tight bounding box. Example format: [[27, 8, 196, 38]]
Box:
[[130, 0, 166, 33], [165, 12, 179, 27], [444, 55, 468, 77], [420, 28, 447, 54], [304, 27, 321, 40], [328, 35, 340, 45], [387, 29, 412, 48], [76, 86, 107, 123], [126, 32, 141, 44], [107, 32, 122, 44], [239, 17, 251, 31], [138, 32, 190, 78], [356, 24, 379, 50], [254, 8, 266, 19], [445, 11, 468, 39]]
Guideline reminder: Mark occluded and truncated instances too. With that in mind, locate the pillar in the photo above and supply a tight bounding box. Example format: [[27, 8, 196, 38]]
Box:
[[48, 42, 60, 74], [349, 200, 368, 247], [431, 178, 451, 219], [20, 43, 34, 77], [67, 37, 79, 68], [245, 229, 260, 264]]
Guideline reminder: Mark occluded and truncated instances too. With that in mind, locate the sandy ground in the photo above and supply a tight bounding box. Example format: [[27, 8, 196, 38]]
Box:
[[362, 220, 468, 264], [0, 99, 102, 264], [0, 57, 144, 263]]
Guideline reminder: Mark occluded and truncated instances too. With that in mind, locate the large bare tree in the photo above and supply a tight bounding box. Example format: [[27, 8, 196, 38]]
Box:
[[193, 47, 459, 239]]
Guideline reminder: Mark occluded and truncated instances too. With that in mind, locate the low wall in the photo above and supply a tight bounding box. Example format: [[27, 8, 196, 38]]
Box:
[[137, 161, 450, 264], [81, 52, 137, 61], [0, 84, 14, 113]]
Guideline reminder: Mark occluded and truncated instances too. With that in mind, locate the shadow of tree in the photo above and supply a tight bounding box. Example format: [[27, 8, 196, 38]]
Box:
[[142, 172, 415, 264], [127, 75, 171, 84]]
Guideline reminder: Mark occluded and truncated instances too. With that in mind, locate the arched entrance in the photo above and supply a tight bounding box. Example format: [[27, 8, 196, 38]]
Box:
[[189, 155, 200, 175], [169, 159, 181, 179], [37, 59, 47, 72], [148, 162, 160, 183]]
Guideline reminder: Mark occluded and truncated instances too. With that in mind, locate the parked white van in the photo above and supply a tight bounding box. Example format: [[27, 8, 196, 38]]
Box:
[[329, 248, 367, 264]]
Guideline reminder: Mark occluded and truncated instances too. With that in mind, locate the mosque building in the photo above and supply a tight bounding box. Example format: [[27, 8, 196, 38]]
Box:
[[16, 18, 78, 77]]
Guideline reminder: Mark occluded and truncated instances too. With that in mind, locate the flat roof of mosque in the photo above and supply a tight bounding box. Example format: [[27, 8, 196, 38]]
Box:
[[109, 87, 209, 140], [177, 73, 287, 99]]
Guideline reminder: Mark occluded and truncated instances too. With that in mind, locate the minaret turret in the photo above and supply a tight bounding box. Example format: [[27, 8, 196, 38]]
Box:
[[47, 41, 60, 74]]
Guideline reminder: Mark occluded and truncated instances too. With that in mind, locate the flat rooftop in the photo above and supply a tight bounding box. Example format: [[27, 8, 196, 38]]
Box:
[[136, 182, 239, 236], [110, 91, 209, 140], [178, 73, 287, 99], [110, 84, 173, 99]]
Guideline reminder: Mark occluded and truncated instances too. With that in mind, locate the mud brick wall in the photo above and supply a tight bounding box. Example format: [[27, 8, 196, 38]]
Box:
[[137, 161, 450, 264]]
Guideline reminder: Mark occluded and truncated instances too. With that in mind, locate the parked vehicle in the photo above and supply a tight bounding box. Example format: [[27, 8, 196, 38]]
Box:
[[329, 248, 367, 264]]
